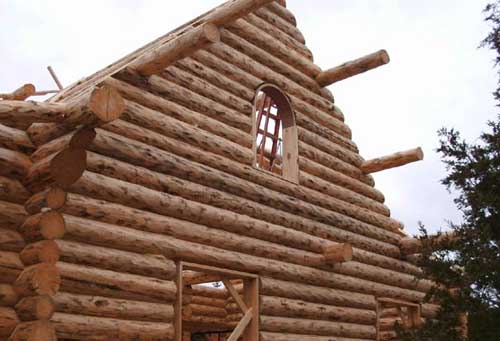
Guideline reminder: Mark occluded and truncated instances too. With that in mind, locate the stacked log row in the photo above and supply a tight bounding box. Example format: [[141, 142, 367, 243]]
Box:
[[0, 122, 33, 339]]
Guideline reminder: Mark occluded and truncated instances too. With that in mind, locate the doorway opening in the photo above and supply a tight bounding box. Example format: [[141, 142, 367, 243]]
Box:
[[176, 262, 259, 341]]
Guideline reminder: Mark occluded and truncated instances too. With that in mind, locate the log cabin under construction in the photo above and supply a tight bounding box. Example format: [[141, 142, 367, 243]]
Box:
[[0, 0, 439, 340]]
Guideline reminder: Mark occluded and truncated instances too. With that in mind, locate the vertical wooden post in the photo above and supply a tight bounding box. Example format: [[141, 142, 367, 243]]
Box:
[[375, 300, 381, 341], [243, 278, 259, 341], [175, 262, 183, 341]]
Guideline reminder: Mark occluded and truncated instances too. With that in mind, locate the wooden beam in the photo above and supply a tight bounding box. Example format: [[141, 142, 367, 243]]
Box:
[[204, 0, 275, 26], [361, 147, 424, 174], [323, 243, 353, 263], [130, 23, 220, 76], [0, 84, 124, 128], [0, 84, 36, 101], [316, 49, 390, 87], [47, 66, 64, 90], [223, 280, 248, 313], [228, 308, 253, 341], [400, 231, 457, 255]]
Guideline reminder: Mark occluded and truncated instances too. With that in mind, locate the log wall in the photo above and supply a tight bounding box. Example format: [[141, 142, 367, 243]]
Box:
[[0, 1, 435, 340]]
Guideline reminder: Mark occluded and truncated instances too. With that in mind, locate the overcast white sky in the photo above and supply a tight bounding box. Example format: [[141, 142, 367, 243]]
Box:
[[1, 1, 497, 235]]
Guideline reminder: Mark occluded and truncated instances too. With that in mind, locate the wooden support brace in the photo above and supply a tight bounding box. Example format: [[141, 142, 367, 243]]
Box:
[[130, 23, 220, 76], [316, 49, 390, 87], [223, 280, 248, 313], [361, 147, 424, 174]]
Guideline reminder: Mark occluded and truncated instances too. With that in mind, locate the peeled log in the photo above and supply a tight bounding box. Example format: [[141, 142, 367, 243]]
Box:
[[52, 292, 174, 322], [56, 262, 177, 303], [0, 85, 124, 129], [203, 0, 275, 26], [0, 124, 34, 153], [400, 231, 457, 255], [260, 332, 362, 341], [15, 295, 55, 321], [0, 176, 30, 205], [0, 229, 25, 253], [51, 312, 174, 340], [24, 147, 86, 191], [260, 315, 376, 339], [0, 284, 18, 307], [0, 307, 19, 337], [260, 296, 376, 325], [54, 239, 176, 280], [8, 320, 56, 341], [18, 211, 66, 243], [130, 24, 220, 76], [0, 84, 35, 101], [316, 49, 390, 86], [323, 243, 353, 263], [19, 241, 61, 266], [0, 148, 32, 180], [24, 188, 67, 214], [361, 147, 424, 174], [13, 264, 60, 298]]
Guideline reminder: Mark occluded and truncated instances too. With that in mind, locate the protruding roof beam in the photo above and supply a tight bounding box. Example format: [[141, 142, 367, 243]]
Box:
[[361, 147, 424, 174], [0, 85, 124, 129], [0, 84, 36, 101], [400, 231, 457, 255], [130, 23, 220, 76], [316, 49, 390, 87]]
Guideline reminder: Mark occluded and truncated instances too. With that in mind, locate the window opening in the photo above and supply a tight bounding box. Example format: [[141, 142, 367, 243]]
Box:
[[376, 297, 422, 340]]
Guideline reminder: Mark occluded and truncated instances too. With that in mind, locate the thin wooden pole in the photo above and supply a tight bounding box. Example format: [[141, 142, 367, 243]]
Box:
[[47, 66, 63, 90]]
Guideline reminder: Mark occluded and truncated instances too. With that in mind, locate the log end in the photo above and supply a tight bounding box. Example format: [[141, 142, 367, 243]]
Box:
[[379, 49, 390, 64], [14, 264, 61, 297], [40, 211, 66, 240], [46, 187, 67, 210], [50, 148, 87, 188], [88, 85, 125, 123], [415, 147, 424, 161], [9, 320, 56, 341], [202, 23, 221, 44], [69, 128, 97, 149]]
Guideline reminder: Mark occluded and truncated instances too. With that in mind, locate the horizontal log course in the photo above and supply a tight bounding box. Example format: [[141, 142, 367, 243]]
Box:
[[300, 158, 384, 203], [122, 69, 253, 132], [58, 207, 426, 302], [203, 42, 341, 125], [0, 200, 27, 231], [19, 211, 65, 243], [260, 332, 366, 341], [130, 23, 220, 76], [85, 129, 401, 242], [255, 7, 303, 42], [226, 19, 320, 78], [316, 49, 390, 87], [185, 285, 228, 300], [189, 304, 227, 318], [8, 320, 56, 341], [191, 296, 226, 308], [203, 0, 275, 26], [0, 85, 124, 130], [52, 292, 174, 322], [266, 1, 296, 25], [15, 295, 55, 321], [0, 230, 25, 254], [260, 315, 376, 339], [323, 243, 353, 263], [0, 84, 35, 101], [26, 123, 68, 148], [162, 65, 253, 114], [0, 307, 19, 337], [51, 312, 175, 340], [56, 262, 176, 303], [0, 176, 30, 205], [361, 147, 424, 174], [24, 188, 67, 214], [245, 12, 312, 60], [101, 118, 393, 237], [54, 239, 176, 280], [0, 284, 18, 307], [0, 148, 31, 180], [260, 296, 376, 325], [0, 124, 34, 153], [19, 241, 60, 266], [24, 147, 87, 191], [13, 263, 60, 298]]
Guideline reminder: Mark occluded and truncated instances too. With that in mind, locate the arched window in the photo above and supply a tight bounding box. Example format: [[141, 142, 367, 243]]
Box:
[[253, 84, 298, 183]]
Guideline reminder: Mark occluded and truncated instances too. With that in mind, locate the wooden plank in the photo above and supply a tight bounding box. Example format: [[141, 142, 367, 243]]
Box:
[[223, 280, 248, 314], [228, 308, 253, 341]]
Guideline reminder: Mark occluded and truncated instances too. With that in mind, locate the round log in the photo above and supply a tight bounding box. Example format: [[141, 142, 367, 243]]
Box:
[[0, 284, 18, 307], [19, 241, 61, 266], [24, 187, 67, 214], [361, 147, 424, 174], [0, 229, 25, 253], [15, 295, 55, 321], [0, 307, 19, 337], [0, 176, 30, 205], [19, 211, 66, 243], [13, 264, 61, 298], [7, 320, 56, 341]]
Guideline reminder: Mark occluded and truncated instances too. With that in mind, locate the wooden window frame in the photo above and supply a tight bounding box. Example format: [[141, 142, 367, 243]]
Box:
[[252, 84, 299, 184], [176, 262, 259, 341], [376, 297, 421, 340]]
